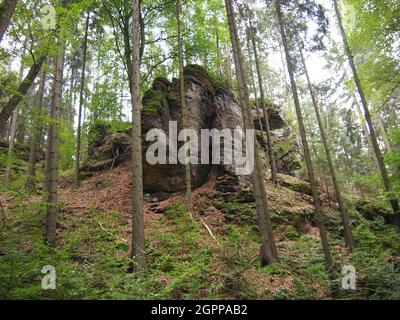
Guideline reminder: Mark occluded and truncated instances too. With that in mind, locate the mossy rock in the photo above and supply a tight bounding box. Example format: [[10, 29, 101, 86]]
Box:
[[81, 158, 114, 172], [183, 64, 216, 94], [216, 198, 257, 225], [277, 173, 313, 196], [142, 89, 168, 115], [356, 201, 399, 225], [152, 77, 171, 93]]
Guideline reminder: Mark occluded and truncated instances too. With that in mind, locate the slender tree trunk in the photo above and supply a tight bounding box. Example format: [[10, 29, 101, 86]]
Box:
[[42, 78, 51, 204], [130, 0, 145, 270], [275, 0, 333, 271], [333, 0, 399, 216], [45, 41, 65, 247], [246, 36, 265, 142], [176, 0, 193, 214], [0, 55, 46, 136], [74, 12, 90, 188], [225, 0, 277, 266], [0, 0, 18, 43], [277, 39, 292, 115], [216, 30, 222, 76], [5, 40, 26, 183], [225, 45, 232, 89], [298, 39, 353, 249], [4, 110, 17, 183], [250, 23, 278, 185], [354, 97, 380, 170], [377, 115, 392, 153], [26, 68, 46, 192], [16, 115, 26, 144], [67, 66, 76, 125], [324, 175, 332, 208]]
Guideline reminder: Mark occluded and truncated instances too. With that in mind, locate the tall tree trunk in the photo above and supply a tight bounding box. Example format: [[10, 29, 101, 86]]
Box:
[[333, 0, 399, 217], [247, 30, 267, 146], [5, 39, 27, 183], [45, 41, 65, 247], [74, 12, 90, 188], [26, 68, 46, 192], [16, 114, 26, 144], [354, 97, 380, 170], [246, 38, 264, 134], [0, 0, 18, 43], [377, 115, 392, 153], [130, 0, 145, 270], [275, 0, 333, 271], [298, 39, 353, 249], [176, 0, 193, 214], [67, 65, 76, 125], [0, 55, 46, 136], [277, 40, 292, 115], [249, 23, 278, 185], [4, 110, 17, 183], [225, 45, 232, 89], [324, 174, 332, 208], [42, 110, 51, 203], [225, 0, 277, 266], [216, 30, 222, 76]]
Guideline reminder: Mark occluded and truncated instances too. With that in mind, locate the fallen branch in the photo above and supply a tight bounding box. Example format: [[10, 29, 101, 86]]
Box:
[[91, 214, 128, 244], [199, 217, 222, 248], [110, 147, 120, 170]]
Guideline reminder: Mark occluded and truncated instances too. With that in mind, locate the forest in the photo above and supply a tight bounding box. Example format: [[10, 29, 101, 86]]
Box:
[[0, 0, 399, 301]]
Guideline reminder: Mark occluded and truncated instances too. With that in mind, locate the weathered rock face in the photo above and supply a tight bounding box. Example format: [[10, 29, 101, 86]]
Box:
[[356, 200, 400, 225], [82, 126, 132, 173], [83, 65, 301, 193], [252, 104, 302, 175]]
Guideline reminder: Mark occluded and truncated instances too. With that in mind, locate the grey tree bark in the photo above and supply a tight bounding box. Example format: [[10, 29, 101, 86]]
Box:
[[0, 55, 46, 136], [225, 0, 278, 266], [45, 42, 65, 247], [26, 68, 46, 192], [246, 37, 265, 135], [354, 97, 380, 170], [377, 115, 392, 153], [130, 0, 145, 270], [333, 0, 399, 217], [74, 12, 90, 188], [176, 0, 193, 214], [0, 0, 18, 43]]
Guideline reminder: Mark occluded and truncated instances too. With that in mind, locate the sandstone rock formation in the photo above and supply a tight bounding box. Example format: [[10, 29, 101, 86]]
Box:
[[82, 65, 301, 194]]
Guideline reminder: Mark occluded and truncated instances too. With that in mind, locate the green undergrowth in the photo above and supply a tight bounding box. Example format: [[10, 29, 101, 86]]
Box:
[[1, 177, 399, 300]]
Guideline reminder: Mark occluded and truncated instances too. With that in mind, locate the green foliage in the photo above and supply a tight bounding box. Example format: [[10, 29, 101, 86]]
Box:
[[164, 202, 188, 220], [59, 120, 76, 170], [350, 218, 400, 299], [0, 197, 220, 299], [386, 128, 400, 199], [215, 198, 257, 225], [142, 89, 167, 115]]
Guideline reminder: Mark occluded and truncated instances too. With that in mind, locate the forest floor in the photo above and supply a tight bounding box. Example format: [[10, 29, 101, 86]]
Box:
[[1, 162, 400, 300]]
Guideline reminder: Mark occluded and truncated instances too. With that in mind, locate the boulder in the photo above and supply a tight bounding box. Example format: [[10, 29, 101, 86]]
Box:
[[82, 65, 301, 194], [82, 129, 131, 172], [356, 200, 400, 225], [277, 173, 313, 196], [251, 104, 302, 175]]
